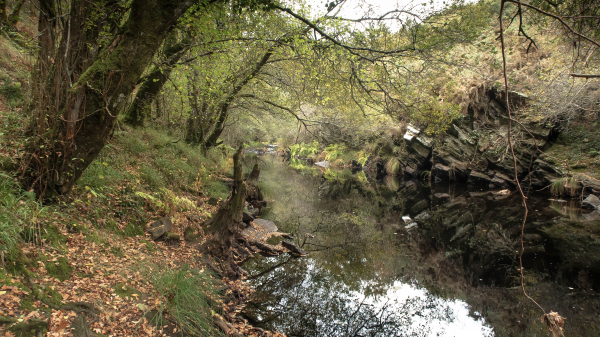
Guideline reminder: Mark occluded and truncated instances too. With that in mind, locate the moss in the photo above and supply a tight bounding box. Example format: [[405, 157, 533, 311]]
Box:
[[106, 220, 125, 237], [183, 226, 201, 242], [112, 282, 142, 298], [44, 256, 72, 281], [20, 283, 63, 311], [140, 239, 157, 253], [4, 246, 35, 275], [66, 223, 86, 234], [18, 297, 35, 311], [85, 231, 109, 247], [41, 225, 68, 249], [124, 221, 144, 237], [0, 315, 17, 325], [8, 319, 48, 337], [37, 285, 63, 308]]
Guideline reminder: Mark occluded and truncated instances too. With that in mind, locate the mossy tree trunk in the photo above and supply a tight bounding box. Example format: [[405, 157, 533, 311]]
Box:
[[123, 34, 191, 127], [6, 0, 25, 26], [25, 0, 204, 197], [0, 0, 7, 25], [201, 145, 247, 278]]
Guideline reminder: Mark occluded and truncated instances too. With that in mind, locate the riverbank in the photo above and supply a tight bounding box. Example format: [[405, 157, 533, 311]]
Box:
[[281, 87, 600, 200], [0, 125, 287, 336]]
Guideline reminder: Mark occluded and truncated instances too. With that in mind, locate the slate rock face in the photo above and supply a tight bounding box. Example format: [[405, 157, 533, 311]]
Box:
[[147, 217, 173, 240], [391, 87, 566, 191]]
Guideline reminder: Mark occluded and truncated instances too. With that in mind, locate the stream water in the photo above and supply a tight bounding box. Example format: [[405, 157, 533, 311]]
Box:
[[242, 155, 600, 337]]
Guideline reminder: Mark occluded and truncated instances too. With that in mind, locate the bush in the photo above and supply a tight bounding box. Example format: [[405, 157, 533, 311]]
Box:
[[149, 265, 223, 336], [0, 173, 47, 254]]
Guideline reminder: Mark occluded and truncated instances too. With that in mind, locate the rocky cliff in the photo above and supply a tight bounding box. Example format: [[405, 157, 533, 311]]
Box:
[[397, 86, 599, 193]]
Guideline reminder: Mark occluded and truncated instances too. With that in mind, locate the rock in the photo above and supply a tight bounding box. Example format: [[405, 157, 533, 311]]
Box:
[[243, 212, 255, 223], [450, 223, 473, 242], [163, 232, 180, 245], [404, 166, 417, 177], [409, 199, 429, 214], [247, 206, 260, 217], [543, 220, 600, 272], [405, 222, 418, 229], [468, 170, 492, 185], [403, 124, 420, 141], [415, 211, 431, 220], [184, 226, 202, 242], [241, 218, 278, 241], [582, 211, 600, 221], [207, 197, 219, 206], [432, 163, 451, 181], [581, 194, 600, 210], [282, 240, 308, 256], [490, 172, 515, 188], [147, 217, 173, 240], [578, 175, 600, 193]]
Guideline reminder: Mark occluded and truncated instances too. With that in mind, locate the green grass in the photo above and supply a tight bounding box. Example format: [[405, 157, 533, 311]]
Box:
[[147, 264, 224, 336], [0, 173, 50, 254], [550, 176, 580, 196]]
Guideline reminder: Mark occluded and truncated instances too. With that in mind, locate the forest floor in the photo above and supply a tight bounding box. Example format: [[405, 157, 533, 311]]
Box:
[[0, 112, 282, 336]]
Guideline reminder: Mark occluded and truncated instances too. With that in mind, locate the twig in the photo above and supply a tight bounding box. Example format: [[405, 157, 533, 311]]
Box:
[[499, 0, 550, 323], [569, 73, 600, 78]]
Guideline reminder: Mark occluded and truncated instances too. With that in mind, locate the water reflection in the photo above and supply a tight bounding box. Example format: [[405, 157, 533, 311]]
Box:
[[246, 255, 493, 337], [243, 156, 600, 336]]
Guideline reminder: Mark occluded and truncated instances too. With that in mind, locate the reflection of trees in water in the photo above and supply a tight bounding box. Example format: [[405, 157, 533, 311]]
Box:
[[244, 256, 490, 337], [251, 157, 600, 336]]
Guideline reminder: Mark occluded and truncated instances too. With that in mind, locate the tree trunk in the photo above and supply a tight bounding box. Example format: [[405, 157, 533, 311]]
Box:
[[202, 48, 275, 148], [25, 0, 201, 197], [201, 145, 247, 278], [123, 35, 190, 127], [0, 0, 7, 25], [7, 0, 25, 26]]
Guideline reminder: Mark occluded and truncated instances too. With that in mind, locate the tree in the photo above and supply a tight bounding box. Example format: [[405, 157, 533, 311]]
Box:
[[0, 0, 26, 27], [123, 32, 192, 127], [201, 145, 247, 277]]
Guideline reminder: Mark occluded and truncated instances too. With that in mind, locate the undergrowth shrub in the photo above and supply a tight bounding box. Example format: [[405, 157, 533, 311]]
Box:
[[148, 264, 223, 336], [550, 176, 580, 196], [0, 173, 47, 255]]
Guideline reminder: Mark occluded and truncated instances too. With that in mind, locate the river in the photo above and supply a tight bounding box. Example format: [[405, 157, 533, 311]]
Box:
[[242, 155, 600, 337]]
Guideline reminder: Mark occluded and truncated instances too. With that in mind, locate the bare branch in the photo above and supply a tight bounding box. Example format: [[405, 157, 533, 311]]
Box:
[[570, 73, 600, 78]]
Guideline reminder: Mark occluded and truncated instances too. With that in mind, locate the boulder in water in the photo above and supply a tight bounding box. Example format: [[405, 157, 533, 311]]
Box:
[[581, 194, 600, 210]]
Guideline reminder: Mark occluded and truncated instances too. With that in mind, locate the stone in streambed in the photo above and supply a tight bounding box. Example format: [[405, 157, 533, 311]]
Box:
[[581, 194, 600, 210], [243, 212, 255, 223]]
